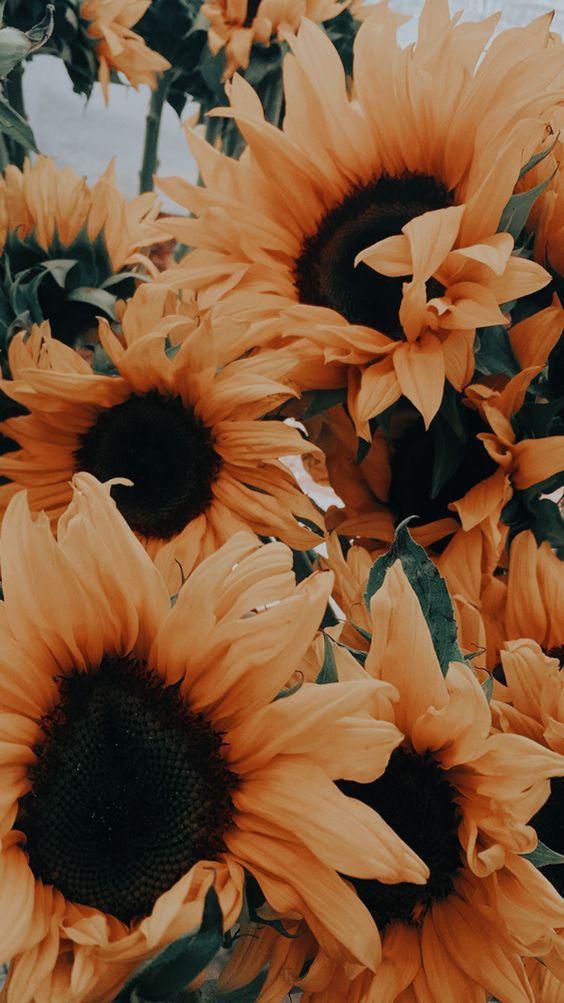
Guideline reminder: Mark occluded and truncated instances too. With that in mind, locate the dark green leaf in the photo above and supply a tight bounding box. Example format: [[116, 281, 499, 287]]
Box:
[[0, 93, 36, 149], [114, 885, 224, 1002], [474, 324, 519, 378], [303, 387, 346, 419], [364, 519, 464, 676], [524, 841, 564, 868]]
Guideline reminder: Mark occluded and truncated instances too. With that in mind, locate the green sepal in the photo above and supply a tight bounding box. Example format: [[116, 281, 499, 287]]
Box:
[[350, 622, 372, 644], [273, 676, 304, 701], [364, 519, 464, 676], [66, 286, 117, 318], [524, 841, 564, 869], [519, 131, 559, 179], [114, 885, 224, 1002], [481, 673, 493, 702], [315, 634, 338, 684], [498, 168, 557, 241]]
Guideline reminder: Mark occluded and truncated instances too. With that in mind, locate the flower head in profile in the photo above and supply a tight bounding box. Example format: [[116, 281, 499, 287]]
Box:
[[0, 157, 167, 350], [0, 303, 325, 586], [202, 0, 345, 78], [0, 474, 429, 1002], [80, 0, 170, 103], [161, 1, 559, 432]]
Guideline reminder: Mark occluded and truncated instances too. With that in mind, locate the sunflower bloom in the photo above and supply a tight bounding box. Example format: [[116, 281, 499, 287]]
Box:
[[0, 157, 170, 351], [81, 0, 170, 103], [160, 2, 558, 431], [0, 474, 430, 1002], [203, 0, 346, 78], [478, 529, 564, 668], [0, 311, 325, 586], [216, 563, 564, 1001], [491, 640, 564, 986]]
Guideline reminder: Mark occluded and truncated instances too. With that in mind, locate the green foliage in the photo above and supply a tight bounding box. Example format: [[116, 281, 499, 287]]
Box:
[[364, 519, 465, 676], [114, 885, 225, 1002], [524, 841, 564, 868], [474, 323, 519, 379], [5, 0, 97, 98], [498, 168, 557, 242]]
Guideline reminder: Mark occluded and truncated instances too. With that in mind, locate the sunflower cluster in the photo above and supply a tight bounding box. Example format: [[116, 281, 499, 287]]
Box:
[[0, 1, 562, 1001]]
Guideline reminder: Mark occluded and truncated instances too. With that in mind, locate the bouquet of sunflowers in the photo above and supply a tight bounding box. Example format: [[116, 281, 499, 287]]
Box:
[[0, 0, 561, 1000]]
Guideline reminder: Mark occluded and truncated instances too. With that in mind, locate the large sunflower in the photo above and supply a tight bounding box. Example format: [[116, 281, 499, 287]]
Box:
[[160, 2, 558, 431], [0, 474, 428, 1002], [219, 562, 564, 1001], [0, 157, 166, 352], [0, 308, 325, 586], [80, 0, 170, 103]]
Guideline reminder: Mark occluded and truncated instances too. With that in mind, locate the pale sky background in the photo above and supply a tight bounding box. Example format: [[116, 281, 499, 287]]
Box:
[[21, 0, 564, 211]]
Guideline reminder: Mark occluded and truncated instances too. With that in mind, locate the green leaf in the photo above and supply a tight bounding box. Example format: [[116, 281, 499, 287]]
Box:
[[498, 168, 557, 241], [0, 93, 36, 149], [474, 324, 519, 378], [429, 414, 465, 499], [363, 519, 464, 676], [315, 634, 338, 684], [0, 5, 54, 77], [114, 885, 224, 1002], [524, 841, 564, 868]]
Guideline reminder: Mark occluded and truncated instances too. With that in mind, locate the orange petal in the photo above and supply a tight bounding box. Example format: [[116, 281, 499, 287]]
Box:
[[393, 333, 445, 428]]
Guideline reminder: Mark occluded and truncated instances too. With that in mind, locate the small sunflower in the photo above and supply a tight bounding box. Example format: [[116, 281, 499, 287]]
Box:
[[161, 2, 558, 431], [202, 0, 345, 78], [0, 308, 325, 586], [0, 474, 428, 1002], [80, 0, 170, 103], [0, 157, 167, 352]]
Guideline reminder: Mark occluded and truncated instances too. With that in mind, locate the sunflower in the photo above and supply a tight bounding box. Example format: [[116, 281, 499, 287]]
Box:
[[222, 562, 564, 1001], [0, 156, 167, 352], [0, 473, 431, 1002], [80, 0, 170, 103], [517, 107, 564, 277], [476, 529, 564, 670], [0, 304, 327, 586], [490, 639, 564, 987], [202, 0, 345, 78], [160, 2, 559, 432]]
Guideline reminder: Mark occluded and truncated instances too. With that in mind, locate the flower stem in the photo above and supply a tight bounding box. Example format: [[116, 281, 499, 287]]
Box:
[[139, 72, 170, 193]]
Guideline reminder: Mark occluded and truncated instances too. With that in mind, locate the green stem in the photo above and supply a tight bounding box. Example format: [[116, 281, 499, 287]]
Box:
[[4, 63, 27, 168], [139, 71, 170, 194]]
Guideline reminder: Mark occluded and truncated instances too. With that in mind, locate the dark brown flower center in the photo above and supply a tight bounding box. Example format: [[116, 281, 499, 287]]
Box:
[[294, 173, 452, 338], [338, 748, 462, 930], [74, 391, 222, 540], [18, 657, 237, 924]]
